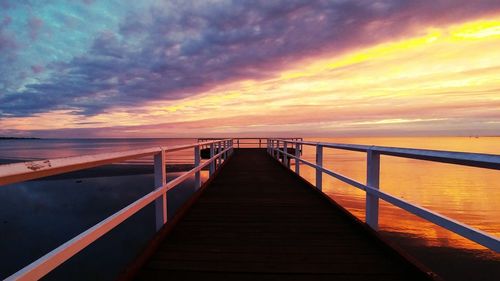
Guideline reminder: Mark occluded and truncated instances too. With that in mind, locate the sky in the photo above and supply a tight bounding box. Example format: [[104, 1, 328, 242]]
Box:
[[0, 0, 499, 138]]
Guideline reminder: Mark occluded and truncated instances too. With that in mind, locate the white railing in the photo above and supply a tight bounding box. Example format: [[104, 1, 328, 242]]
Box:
[[199, 137, 303, 148], [267, 138, 500, 253], [0, 139, 233, 281]]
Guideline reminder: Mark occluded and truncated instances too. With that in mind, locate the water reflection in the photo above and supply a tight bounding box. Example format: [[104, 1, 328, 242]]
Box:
[[297, 137, 500, 255]]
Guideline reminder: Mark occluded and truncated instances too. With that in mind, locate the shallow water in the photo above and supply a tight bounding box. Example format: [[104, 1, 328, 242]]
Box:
[[0, 138, 196, 164], [0, 137, 499, 280], [296, 137, 500, 280], [297, 137, 500, 250]]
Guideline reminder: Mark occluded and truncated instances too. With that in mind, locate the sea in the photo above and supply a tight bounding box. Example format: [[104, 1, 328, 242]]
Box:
[[0, 137, 498, 280]]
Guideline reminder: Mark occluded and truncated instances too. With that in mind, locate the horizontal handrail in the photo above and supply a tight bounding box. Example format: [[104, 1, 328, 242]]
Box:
[[198, 137, 302, 140], [269, 138, 500, 252], [274, 139, 500, 170], [3, 139, 233, 280], [0, 139, 230, 186]]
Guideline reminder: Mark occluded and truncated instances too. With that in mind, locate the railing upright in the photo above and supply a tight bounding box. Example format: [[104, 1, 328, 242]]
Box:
[[194, 146, 201, 191], [216, 142, 221, 167], [209, 143, 215, 176], [224, 140, 228, 159], [315, 144, 323, 191], [1, 139, 237, 280], [153, 149, 167, 231], [276, 140, 280, 160], [264, 138, 500, 252], [295, 142, 300, 174], [366, 149, 381, 230], [283, 141, 288, 167]]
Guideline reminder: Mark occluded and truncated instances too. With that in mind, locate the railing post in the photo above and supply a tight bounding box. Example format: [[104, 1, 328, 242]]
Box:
[[259, 138, 262, 148], [209, 143, 215, 176], [237, 139, 240, 148], [276, 140, 280, 160], [194, 145, 201, 191], [366, 149, 380, 230], [216, 141, 221, 167], [221, 140, 225, 160], [154, 149, 167, 231], [316, 144, 323, 191], [224, 140, 228, 160], [295, 142, 300, 174], [283, 141, 288, 167]]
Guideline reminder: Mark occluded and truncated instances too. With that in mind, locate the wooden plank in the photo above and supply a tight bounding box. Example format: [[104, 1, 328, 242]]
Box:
[[132, 149, 437, 281]]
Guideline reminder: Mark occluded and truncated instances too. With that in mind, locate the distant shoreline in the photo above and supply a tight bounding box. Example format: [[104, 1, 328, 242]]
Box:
[[0, 137, 40, 140]]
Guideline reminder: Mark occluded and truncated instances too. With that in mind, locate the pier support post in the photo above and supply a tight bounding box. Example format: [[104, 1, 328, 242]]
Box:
[[209, 143, 215, 176], [154, 149, 167, 231], [194, 146, 201, 191], [295, 142, 300, 175], [366, 149, 380, 230], [316, 144, 323, 191]]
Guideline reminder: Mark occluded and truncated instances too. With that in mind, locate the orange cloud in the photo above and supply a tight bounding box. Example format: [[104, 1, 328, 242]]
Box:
[[2, 16, 500, 137]]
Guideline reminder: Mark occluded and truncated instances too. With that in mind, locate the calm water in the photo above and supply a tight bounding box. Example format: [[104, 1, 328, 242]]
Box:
[[0, 137, 499, 280], [0, 138, 197, 164], [299, 137, 500, 251]]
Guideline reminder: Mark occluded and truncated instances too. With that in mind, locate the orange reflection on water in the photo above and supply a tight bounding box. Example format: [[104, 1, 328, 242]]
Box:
[[295, 137, 500, 255]]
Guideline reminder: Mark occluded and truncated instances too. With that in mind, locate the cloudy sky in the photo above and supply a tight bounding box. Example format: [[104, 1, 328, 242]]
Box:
[[1, 0, 499, 137]]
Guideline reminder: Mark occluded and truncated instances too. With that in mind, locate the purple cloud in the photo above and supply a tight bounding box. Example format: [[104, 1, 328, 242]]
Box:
[[31, 65, 44, 73], [1, 0, 500, 117]]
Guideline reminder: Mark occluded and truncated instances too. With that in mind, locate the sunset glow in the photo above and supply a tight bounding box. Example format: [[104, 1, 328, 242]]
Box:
[[1, 3, 500, 279], [1, 1, 499, 137]]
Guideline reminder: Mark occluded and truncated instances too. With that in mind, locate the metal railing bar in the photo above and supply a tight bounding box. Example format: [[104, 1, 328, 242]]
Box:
[[4, 143, 232, 281], [275, 139, 500, 170], [0, 140, 231, 187], [0, 147, 160, 186], [165, 147, 230, 192], [275, 148, 367, 191], [366, 185, 500, 252], [271, 144, 500, 252]]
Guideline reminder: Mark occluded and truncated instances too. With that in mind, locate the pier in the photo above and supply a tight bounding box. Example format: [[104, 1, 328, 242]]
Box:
[[1, 138, 499, 280]]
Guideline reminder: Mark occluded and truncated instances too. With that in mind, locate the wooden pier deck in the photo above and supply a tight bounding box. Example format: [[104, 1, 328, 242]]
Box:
[[130, 148, 435, 281]]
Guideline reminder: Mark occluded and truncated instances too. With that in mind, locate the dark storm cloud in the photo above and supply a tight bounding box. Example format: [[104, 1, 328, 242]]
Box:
[[1, 0, 500, 117]]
